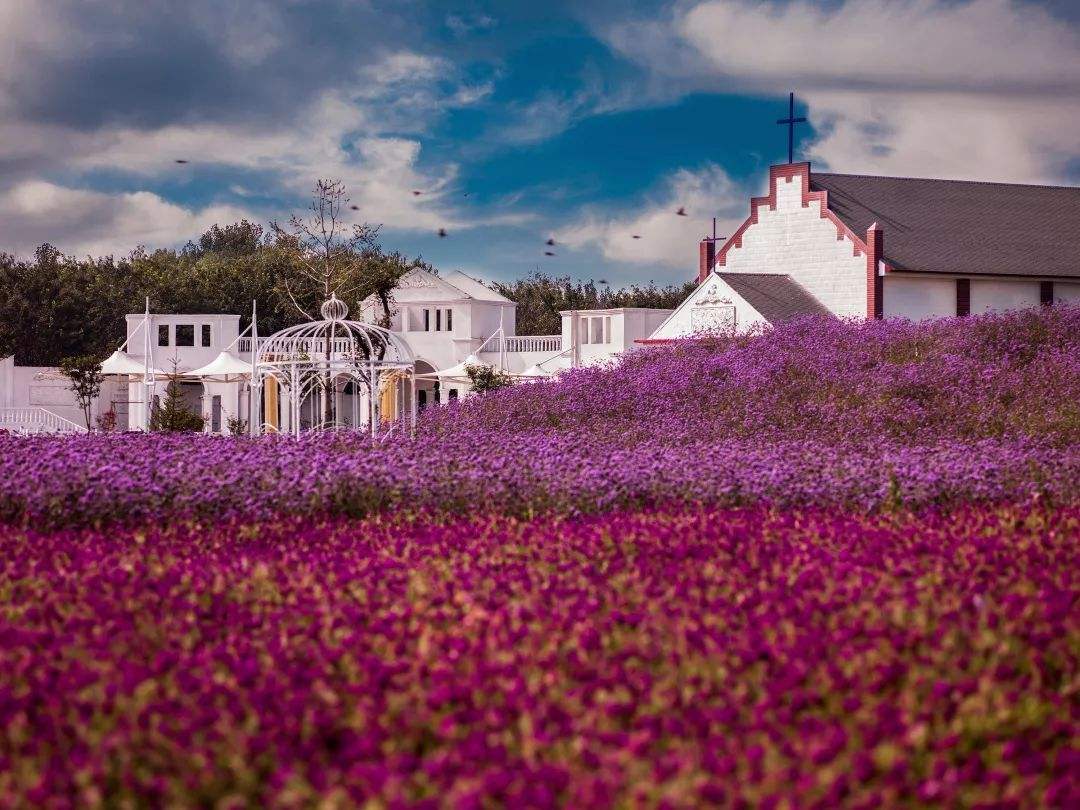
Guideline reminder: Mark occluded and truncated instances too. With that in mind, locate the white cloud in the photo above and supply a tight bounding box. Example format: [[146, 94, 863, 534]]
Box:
[[603, 0, 1080, 183], [557, 165, 746, 268], [0, 181, 252, 257], [0, 48, 506, 254]]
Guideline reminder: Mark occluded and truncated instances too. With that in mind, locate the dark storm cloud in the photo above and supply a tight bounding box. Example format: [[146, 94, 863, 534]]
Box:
[[1, 0, 424, 132]]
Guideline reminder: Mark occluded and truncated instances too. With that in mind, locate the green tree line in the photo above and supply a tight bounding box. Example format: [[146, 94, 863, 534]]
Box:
[[0, 223, 695, 366]]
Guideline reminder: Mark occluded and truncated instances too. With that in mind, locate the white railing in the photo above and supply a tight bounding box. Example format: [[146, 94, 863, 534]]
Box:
[[237, 337, 360, 355], [0, 407, 87, 435], [502, 335, 562, 353], [238, 334, 565, 356]]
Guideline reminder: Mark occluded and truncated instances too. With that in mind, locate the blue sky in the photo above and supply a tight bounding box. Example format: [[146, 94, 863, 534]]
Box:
[[1, 0, 1078, 286]]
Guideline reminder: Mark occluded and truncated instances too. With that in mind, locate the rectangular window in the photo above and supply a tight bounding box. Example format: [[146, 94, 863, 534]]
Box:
[[201, 324, 212, 346], [448, 389, 459, 401], [446, 308, 453, 332], [175, 324, 195, 346], [590, 317, 604, 344], [424, 309, 431, 331], [604, 316, 611, 344], [580, 317, 591, 344], [956, 279, 970, 317], [157, 324, 170, 346], [1040, 281, 1054, 306], [436, 309, 442, 331], [211, 395, 222, 433]]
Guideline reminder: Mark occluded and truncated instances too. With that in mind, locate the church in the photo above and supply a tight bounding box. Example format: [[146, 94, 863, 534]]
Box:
[[649, 161, 1080, 340], [2, 161, 1078, 435]]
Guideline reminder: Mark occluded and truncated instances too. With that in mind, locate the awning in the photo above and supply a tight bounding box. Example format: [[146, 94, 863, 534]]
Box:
[[416, 353, 490, 382], [186, 351, 252, 381], [100, 350, 166, 378], [517, 363, 553, 379]]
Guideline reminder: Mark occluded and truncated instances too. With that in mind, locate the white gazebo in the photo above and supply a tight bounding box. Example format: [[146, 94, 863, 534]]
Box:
[[252, 295, 416, 436]]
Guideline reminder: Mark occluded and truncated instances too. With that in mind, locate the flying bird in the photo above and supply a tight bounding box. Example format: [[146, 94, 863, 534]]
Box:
[[544, 251, 556, 256], [437, 228, 448, 238], [350, 205, 360, 211], [174, 159, 189, 164], [676, 207, 687, 216], [632, 234, 642, 239], [545, 238, 556, 246], [412, 190, 423, 196]]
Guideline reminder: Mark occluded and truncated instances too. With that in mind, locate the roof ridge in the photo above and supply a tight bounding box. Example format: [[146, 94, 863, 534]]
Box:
[[812, 171, 1080, 193]]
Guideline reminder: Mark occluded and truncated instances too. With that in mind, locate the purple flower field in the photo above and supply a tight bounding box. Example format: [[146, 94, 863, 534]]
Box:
[[1, 505, 1077, 806], [1, 308, 1078, 806], [2, 308, 1078, 528]]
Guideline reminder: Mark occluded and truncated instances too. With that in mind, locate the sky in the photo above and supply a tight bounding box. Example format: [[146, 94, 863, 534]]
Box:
[[1, 0, 1078, 286]]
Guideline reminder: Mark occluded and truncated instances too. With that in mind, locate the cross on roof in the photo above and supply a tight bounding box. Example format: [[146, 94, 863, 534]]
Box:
[[776, 92, 807, 164]]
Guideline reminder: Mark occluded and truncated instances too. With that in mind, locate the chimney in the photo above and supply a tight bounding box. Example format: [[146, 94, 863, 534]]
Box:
[[865, 223, 883, 319], [698, 237, 716, 283]]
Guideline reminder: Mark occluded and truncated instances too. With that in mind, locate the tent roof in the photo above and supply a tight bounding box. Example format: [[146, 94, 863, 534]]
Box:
[[187, 351, 252, 380], [100, 350, 164, 377]]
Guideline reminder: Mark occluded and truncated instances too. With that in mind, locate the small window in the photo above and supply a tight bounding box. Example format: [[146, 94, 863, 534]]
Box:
[[158, 325, 170, 347], [211, 395, 222, 433], [591, 317, 604, 344], [446, 308, 453, 332], [580, 317, 591, 344], [176, 324, 195, 347], [604, 317, 611, 344], [424, 309, 431, 331], [201, 324, 212, 346], [448, 388, 459, 401], [436, 309, 442, 331]]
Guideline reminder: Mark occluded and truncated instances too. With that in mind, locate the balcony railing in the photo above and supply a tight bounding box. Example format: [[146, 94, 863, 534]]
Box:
[[501, 335, 562, 353], [0, 407, 87, 435], [237, 337, 359, 355], [236, 334, 565, 356]]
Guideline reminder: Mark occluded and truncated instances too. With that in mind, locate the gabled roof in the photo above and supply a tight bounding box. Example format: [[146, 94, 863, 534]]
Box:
[[716, 273, 831, 323], [442, 271, 513, 303], [810, 172, 1080, 279]]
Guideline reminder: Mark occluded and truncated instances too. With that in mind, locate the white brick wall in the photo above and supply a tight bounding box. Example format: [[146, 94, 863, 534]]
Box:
[[720, 173, 867, 318]]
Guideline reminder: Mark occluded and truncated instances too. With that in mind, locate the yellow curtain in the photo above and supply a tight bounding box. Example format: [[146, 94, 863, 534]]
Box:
[[264, 376, 279, 431], [378, 372, 403, 423]]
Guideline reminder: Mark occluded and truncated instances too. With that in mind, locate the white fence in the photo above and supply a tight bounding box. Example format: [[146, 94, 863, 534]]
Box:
[[501, 335, 562, 353], [0, 407, 87, 435]]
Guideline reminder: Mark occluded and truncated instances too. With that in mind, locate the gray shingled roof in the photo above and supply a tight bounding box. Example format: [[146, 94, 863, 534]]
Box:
[[716, 273, 831, 323], [810, 172, 1080, 279]]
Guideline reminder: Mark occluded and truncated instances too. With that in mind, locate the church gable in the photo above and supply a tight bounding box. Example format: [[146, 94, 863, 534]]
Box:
[[649, 276, 767, 340], [714, 163, 869, 319], [712, 163, 872, 319]]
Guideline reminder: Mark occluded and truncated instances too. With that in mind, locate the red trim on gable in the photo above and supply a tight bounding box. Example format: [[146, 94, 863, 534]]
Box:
[[712, 163, 892, 276]]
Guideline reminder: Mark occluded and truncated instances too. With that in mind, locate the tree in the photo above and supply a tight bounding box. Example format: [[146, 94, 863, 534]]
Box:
[[466, 364, 513, 394], [59, 355, 104, 430], [492, 273, 698, 335], [270, 179, 383, 320], [150, 366, 206, 433]]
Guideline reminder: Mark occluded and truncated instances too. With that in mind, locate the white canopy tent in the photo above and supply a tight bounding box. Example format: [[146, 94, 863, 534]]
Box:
[[186, 351, 251, 382]]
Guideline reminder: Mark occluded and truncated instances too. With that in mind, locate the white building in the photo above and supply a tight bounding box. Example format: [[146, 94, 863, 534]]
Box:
[[5, 161, 1076, 433], [651, 162, 1080, 340], [0, 269, 671, 434]]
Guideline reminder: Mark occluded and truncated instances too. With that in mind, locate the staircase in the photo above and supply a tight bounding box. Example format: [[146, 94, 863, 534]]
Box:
[[0, 407, 88, 435]]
